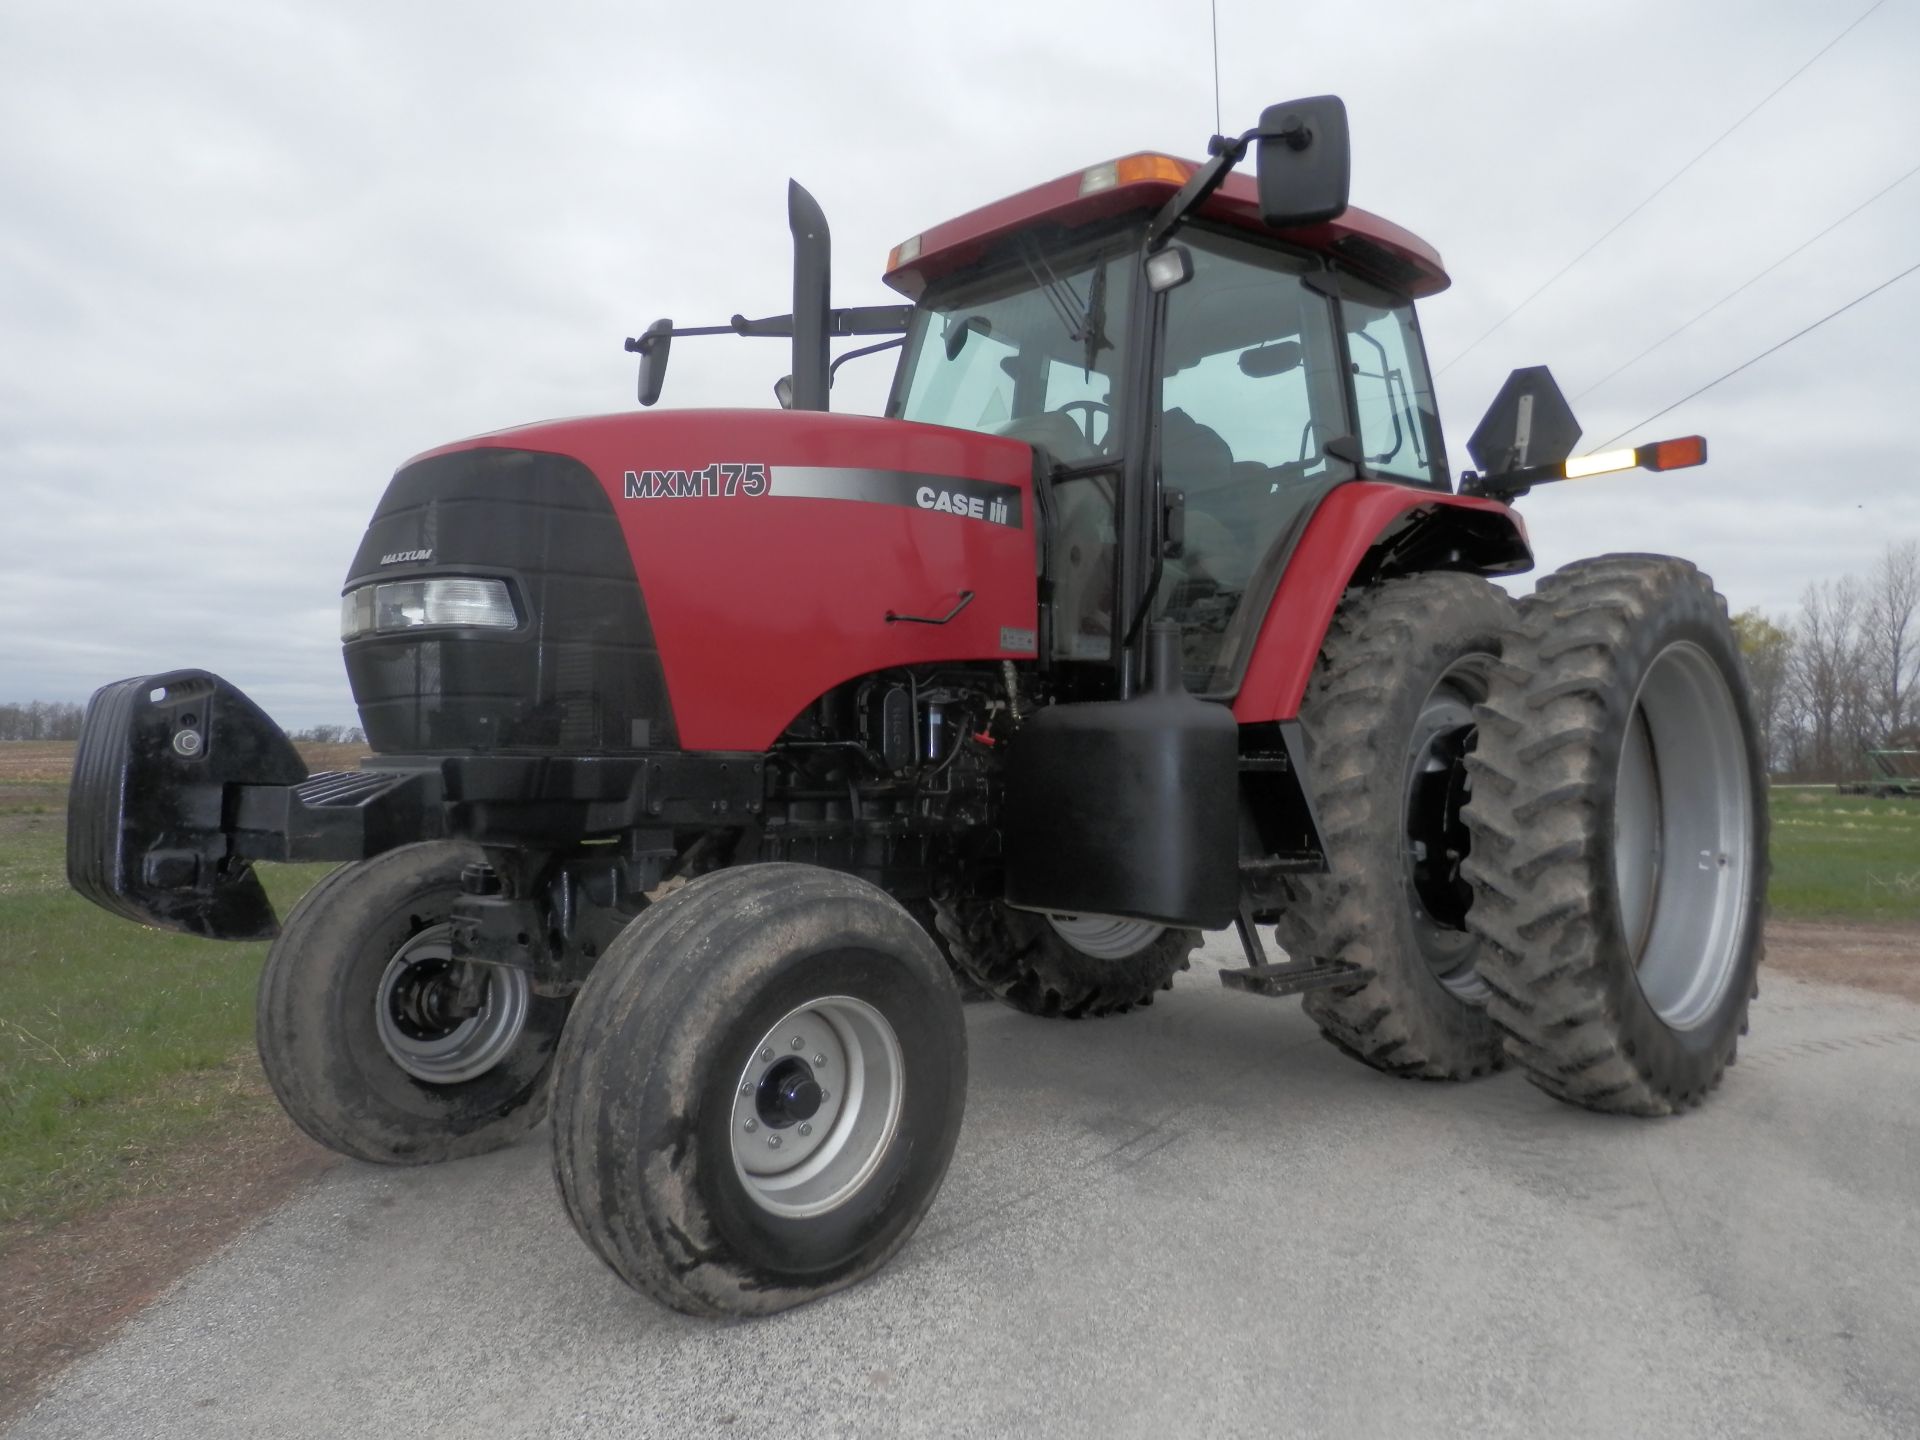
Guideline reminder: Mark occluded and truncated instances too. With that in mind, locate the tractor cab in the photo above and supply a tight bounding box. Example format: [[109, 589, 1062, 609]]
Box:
[[880, 170, 1452, 692]]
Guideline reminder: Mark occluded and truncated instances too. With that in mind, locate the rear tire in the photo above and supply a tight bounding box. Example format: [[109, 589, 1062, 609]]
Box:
[[931, 898, 1199, 1018], [256, 841, 570, 1165], [1276, 573, 1515, 1080], [1462, 555, 1768, 1115], [550, 865, 967, 1317]]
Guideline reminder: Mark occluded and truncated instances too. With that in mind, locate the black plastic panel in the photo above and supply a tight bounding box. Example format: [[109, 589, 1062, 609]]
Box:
[[1002, 626, 1240, 928], [343, 448, 677, 754]]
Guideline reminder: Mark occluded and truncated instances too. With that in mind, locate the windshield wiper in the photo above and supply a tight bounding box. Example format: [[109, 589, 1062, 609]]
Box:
[[1014, 237, 1111, 379]]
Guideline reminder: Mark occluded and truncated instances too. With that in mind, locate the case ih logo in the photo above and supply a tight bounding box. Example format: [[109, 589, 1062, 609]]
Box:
[[623, 463, 768, 500], [915, 484, 1012, 526]]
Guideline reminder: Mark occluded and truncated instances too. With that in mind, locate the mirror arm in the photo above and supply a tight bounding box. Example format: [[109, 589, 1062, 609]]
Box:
[[828, 336, 905, 383], [1145, 128, 1259, 251]]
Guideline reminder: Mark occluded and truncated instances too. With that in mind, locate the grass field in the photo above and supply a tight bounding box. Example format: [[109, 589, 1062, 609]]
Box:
[[3, 742, 1917, 1239], [0, 744, 342, 1236], [1769, 787, 1920, 923]]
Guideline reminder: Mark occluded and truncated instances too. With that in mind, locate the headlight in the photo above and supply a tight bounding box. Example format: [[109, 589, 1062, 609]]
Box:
[[340, 577, 518, 640]]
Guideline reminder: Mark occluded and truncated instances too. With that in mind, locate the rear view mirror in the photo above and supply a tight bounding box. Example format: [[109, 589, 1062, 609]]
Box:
[[1238, 340, 1303, 378], [633, 319, 673, 407], [1255, 96, 1350, 228]]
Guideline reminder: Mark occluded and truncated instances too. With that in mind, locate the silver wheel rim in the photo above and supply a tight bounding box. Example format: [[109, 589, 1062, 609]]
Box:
[[1613, 640, 1755, 1030], [374, 925, 531, 1085], [1403, 655, 1494, 1003], [730, 996, 903, 1219], [1045, 914, 1163, 959]]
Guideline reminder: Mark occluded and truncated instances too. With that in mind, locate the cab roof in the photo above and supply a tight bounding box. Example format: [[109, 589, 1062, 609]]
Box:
[[882, 152, 1449, 301]]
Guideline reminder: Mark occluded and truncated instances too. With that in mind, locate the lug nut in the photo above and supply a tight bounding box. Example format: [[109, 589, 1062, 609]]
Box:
[[791, 1036, 805, 1050], [819, 1089, 830, 1102], [798, 1123, 812, 1137], [760, 1047, 774, 1062], [812, 1053, 827, 1067], [740, 1080, 752, 1095], [767, 1134, 782, 1149], [743, 1118, 757, 1133]]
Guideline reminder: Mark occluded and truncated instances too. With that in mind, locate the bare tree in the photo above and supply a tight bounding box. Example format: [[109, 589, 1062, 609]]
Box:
[[1862, 539, 1920, 743], [1789, 577, 1865, 780], [1732, 609, 1793, 770]]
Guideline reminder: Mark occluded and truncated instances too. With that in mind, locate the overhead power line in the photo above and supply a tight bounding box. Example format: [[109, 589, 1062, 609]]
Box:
[[1436, 0, 1892, 376], [1573, 156, 1920, 402], [1595, 255, 1920, 448]]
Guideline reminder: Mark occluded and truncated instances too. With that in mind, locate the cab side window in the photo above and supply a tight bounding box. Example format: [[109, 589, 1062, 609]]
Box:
[[1341, 280, 1446, 488]]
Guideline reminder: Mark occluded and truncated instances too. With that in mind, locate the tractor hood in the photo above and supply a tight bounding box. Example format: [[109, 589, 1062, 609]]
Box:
[[345, 409, 1040, 755]]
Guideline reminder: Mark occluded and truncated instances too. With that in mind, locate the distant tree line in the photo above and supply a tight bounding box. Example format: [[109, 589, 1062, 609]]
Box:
[[0, 700, 85, 740], [0, 704, 362, 746], [1734, 540, 1920, 781]]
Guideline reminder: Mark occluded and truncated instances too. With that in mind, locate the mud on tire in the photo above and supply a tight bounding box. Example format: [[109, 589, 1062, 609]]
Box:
[[1462, 555, 1768, 1115], [931, 898, 1199, 1019], [1276, 573, 1515, 1080], [256, 841, 571, 1165]]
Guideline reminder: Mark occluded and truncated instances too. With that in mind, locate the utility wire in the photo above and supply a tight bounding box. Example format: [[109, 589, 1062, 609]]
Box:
[[1210, 0, 1222, 136], [1436, 0, 1892, 376], [1595, 255, 1920, 448], [1574, 156, 1920, 402]]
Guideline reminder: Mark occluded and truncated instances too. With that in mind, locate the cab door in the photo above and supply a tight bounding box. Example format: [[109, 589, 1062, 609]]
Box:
[[1148, 231, 1353, 693]]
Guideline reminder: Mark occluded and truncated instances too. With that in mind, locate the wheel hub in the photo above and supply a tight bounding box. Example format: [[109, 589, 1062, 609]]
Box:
[[1402, 658, 1493, 1002], [374, 925, 531, 1086], [755, 1057, 824, 1127], [728, 996, 902, 1219]]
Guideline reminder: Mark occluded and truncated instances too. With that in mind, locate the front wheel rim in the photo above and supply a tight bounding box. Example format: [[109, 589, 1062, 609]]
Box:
[[374, 924, 531, 1085], [729, 996, 904, 1219], [1614, 641, 1754, 1030]]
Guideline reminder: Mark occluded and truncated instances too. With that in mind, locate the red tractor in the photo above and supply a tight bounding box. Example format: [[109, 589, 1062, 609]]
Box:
[[69, 97, 1766, 1317]]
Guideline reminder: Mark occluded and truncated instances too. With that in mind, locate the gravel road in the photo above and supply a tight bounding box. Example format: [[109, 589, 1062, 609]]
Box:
[[11, 937, 1920, 1439]]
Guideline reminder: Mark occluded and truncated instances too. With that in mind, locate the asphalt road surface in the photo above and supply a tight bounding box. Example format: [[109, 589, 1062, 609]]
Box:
[[12, 937, 1920, 1439]]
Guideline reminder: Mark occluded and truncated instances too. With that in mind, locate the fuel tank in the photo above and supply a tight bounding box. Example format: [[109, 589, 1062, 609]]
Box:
[[345, 409, 1040, 754]]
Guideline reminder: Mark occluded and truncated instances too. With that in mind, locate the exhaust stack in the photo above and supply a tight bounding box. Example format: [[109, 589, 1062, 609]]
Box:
[[787, 180, 831, 411]]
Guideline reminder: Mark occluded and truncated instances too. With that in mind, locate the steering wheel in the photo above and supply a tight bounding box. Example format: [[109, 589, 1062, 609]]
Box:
[[1055, 400, 1113, 451]]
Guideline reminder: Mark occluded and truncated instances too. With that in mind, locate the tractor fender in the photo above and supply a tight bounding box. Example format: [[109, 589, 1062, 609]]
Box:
[[1230, 482, 1530, 724]]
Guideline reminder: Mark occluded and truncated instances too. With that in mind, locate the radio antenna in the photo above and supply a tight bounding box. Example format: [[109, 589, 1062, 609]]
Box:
[[1210, 0, 1222, 134]]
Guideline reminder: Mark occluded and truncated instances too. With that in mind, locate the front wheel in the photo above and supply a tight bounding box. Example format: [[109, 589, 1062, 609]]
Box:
[[1463, 555, 1768, 1115], [550, 865, 967, 1317], [256, 842, 571, 1164]]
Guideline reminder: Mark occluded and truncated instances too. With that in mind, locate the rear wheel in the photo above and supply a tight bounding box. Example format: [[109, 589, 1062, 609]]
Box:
[[550, 864, 967, 1317], [256, 842, 570, 1164], [931, 897, 1199, 1018], [1462, 555, 1767, 1114], [1275, 573, 1515, 1079]]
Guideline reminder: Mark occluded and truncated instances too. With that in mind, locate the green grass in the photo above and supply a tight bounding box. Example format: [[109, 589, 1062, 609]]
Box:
[[0, 798, 333, 1232], [1768, 788, 1920, 923]]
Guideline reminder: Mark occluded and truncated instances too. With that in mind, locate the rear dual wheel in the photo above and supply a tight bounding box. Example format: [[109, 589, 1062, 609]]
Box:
[[1463, 556, 1767, 1114], [550, 865, 966, 1317], [1275, 573, 1513, 1080]]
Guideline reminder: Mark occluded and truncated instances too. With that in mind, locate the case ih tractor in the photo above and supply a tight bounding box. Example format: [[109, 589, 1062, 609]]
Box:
[[69, 96, 1766, 1317]]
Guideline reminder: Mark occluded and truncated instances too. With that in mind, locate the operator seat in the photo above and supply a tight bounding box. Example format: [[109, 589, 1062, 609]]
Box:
[[1158, 407, 1245, 592]]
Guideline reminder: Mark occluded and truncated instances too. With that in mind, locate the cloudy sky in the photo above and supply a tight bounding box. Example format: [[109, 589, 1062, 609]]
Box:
[[4, 0, 1917, 727]]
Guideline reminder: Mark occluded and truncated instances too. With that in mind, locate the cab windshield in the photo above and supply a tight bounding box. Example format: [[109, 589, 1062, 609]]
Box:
[[889, 233, 1135, 464]]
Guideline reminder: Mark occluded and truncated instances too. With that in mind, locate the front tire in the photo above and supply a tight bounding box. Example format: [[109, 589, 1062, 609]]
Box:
[[256, 841, 571, 1165], [550, 865, 967, 1317], [1276, 573, 1515, 1080], [1462, 556, 1768, 1115]]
